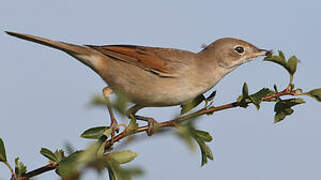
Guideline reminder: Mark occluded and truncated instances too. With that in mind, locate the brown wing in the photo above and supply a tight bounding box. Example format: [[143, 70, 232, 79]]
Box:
[[87, 45, 177, 77]]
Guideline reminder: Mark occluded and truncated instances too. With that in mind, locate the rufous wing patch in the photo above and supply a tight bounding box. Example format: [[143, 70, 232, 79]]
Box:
[[87, 45, 176, 77]]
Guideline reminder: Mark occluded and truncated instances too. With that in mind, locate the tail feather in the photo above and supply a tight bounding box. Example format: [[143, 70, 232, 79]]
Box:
[[5, 31, 90, 55]]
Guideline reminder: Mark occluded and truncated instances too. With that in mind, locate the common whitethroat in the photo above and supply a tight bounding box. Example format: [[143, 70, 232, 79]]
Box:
[[6, 31, 271, 136]]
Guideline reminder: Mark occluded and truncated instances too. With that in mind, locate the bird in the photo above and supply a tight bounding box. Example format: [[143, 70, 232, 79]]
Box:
[[6, 31, 271, 137]]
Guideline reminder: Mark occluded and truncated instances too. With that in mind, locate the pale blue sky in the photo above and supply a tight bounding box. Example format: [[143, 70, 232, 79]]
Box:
[[1, 0, 321, 179]]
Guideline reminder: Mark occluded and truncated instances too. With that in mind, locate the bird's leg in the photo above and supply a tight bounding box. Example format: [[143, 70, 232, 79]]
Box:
[[102, 87, 119, 141], [126, 104, 144, 116], [135, 115, 159, 136], [126, 105, 159, 136]]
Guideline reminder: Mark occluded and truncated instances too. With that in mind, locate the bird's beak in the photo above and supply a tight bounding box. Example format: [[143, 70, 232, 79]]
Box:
[[259, 49, 273, 56], [249, 49, 273, 59]]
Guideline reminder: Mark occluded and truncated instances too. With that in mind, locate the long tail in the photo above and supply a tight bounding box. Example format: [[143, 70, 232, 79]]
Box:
[[5, 31, 105, 73], [5, 31, 91, 55]]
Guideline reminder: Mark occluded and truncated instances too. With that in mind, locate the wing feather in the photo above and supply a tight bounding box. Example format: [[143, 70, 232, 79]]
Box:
[[87, 45, 176, 77]]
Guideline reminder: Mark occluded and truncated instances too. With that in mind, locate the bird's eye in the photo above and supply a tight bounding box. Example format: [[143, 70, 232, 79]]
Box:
[[234, 46, 244, 54]]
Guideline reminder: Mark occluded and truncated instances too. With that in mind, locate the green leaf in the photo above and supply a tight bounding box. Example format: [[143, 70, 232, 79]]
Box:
[[264, 51, 299, 83], [193, 136, 214, 166], [294, 88, 303, 95], [274, 98, 305, 123], [238, 82, 250, 108], [107, 150, 138, 164], [289, 83, 295, 90], [287, 56, 298, 75], [242, 82, 249, 98], [80, 126, 108, 139], [306, 88, 321, 102], [249, 88, 275, 110], [181, 95, 205, 114], [236, 95, 243, 103], [113, 92, 130, 115], [106, 160, 143, 180], [103, 128, 113, 138], [278, 50, 286, 60], [191, 129, 213, 166], [264, 50, 287, 67], [0, 138, 7, 162], [107, 160, 131, 180], [175, 123, 214, 166], [121, 167, 144, 177], [78, 138, 106, 163], [192, 130, 213, 142], [56, 151, 82, 177], [90, 95, 107, 106], [40, 148, 57, 163], [54, 149, 65, 163], [14, 157, 27, 177], [176, 124, 195, 150], [127, 117, 138, 134], [238, 85, 275, 109]]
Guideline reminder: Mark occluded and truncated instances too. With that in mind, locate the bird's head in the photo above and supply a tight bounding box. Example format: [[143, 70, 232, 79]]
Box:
[[200, 38, 272, 69]]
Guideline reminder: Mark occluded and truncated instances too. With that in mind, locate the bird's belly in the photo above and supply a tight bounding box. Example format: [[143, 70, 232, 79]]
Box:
[[118, 78, 212, 107], [127, 89, 202, 107]]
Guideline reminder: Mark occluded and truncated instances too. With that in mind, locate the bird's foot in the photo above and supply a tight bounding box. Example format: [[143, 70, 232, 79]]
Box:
[[135, 115, 159, 136]]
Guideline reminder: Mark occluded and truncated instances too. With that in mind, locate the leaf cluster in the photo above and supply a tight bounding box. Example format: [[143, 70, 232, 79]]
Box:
[[176, 122, 214, 166], [264, 50, 298, 84]]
